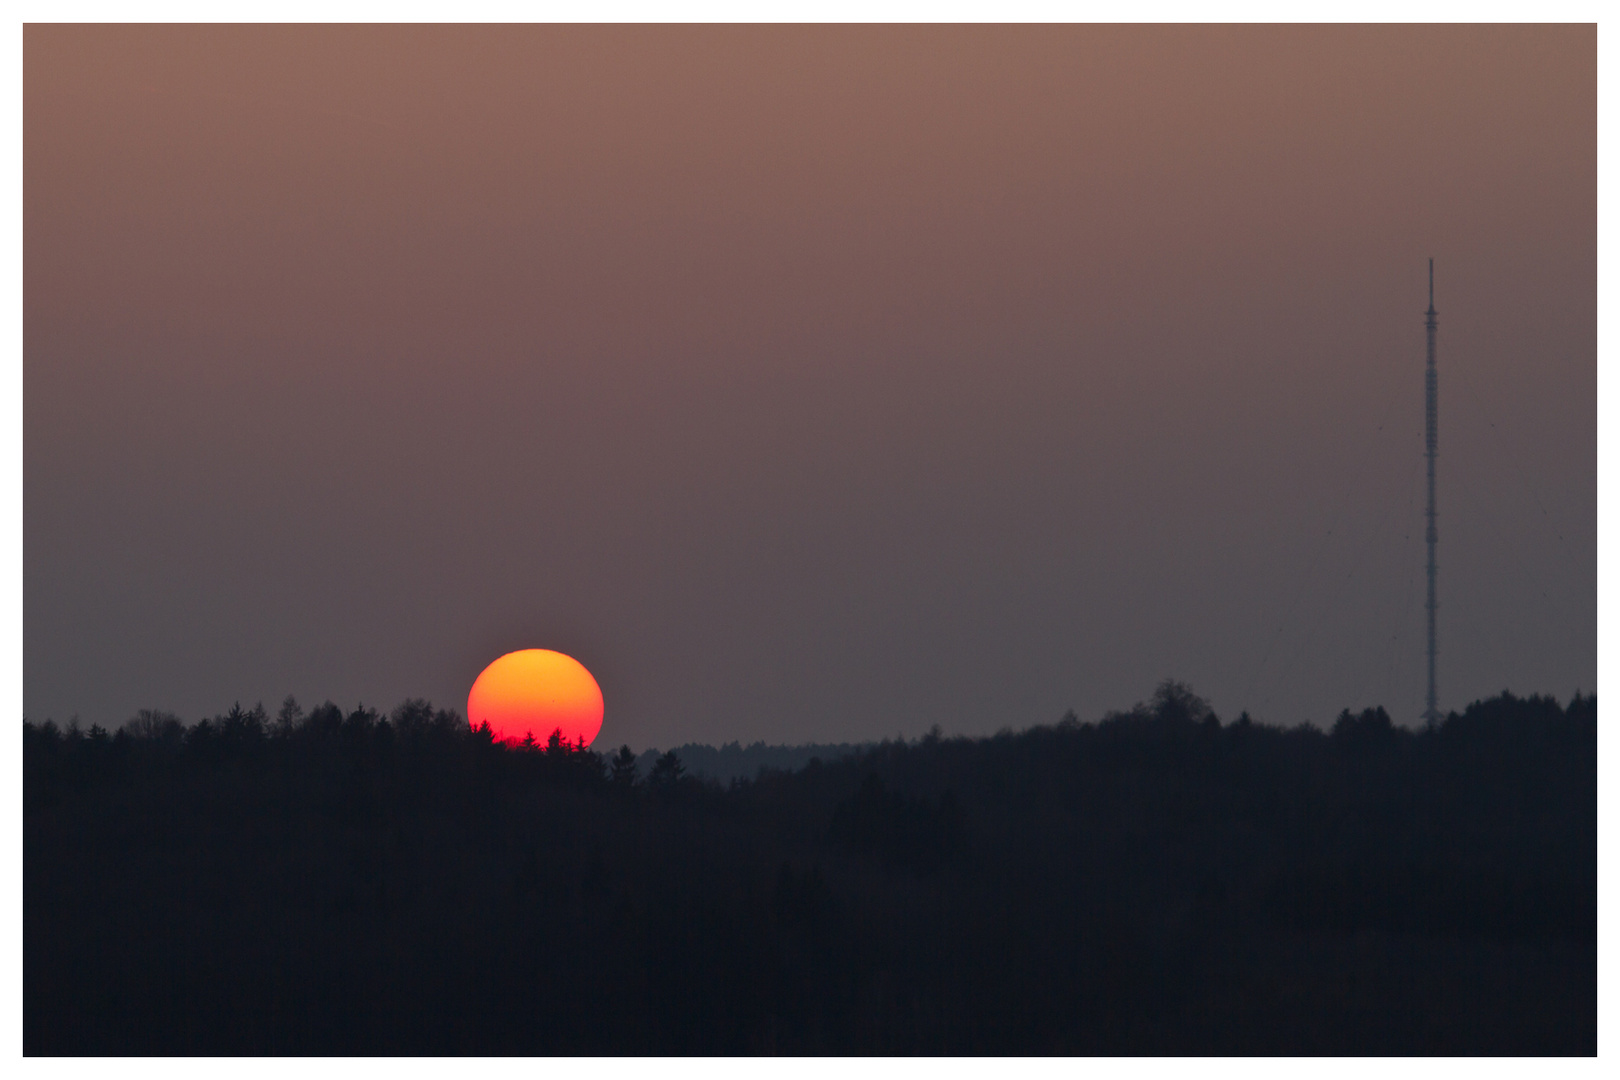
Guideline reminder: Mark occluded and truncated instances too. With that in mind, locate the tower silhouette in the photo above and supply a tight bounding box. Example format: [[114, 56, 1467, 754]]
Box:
[[1423, 260, 1440, 725]]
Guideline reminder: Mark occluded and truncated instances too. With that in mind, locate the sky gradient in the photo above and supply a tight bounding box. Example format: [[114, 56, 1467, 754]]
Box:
[[25, 24, 1595, 746]]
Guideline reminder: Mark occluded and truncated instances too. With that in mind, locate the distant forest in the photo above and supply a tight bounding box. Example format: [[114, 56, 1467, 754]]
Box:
[[633, 740, 876, 785], [25, 683, 1595, 1054]]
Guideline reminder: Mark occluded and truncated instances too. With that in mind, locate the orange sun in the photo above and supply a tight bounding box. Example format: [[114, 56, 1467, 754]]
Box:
[[467, 649, 604, 748]]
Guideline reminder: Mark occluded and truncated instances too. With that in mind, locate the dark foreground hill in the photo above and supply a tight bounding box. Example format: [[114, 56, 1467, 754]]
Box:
[[25, 685, 1595, 1054]]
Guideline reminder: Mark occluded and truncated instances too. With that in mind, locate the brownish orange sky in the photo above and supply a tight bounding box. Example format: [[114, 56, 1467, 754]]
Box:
[[25, 25, 1595, 743]]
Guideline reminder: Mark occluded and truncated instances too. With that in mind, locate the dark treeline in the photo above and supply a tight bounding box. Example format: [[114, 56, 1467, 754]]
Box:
[[25, 684, 1594, 1054]]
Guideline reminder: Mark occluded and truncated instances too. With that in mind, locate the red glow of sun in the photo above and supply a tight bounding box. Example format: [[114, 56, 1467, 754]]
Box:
[[467, 649, 604, 748]]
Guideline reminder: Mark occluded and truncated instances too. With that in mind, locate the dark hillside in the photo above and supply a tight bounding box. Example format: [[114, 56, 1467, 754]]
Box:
[[24, 686, 1595, 1054]]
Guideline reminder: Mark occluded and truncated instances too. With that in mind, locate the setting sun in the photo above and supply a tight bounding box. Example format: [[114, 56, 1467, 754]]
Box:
[[467, 648, 603, 747]]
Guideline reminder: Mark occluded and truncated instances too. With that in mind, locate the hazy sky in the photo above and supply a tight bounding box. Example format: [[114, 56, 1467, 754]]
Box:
[[25, 24, 1595, 747]]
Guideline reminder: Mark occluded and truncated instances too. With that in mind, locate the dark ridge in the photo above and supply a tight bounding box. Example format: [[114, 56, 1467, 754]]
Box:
[[629, 740, 876, 785], [24, 684, 1595, 1054]]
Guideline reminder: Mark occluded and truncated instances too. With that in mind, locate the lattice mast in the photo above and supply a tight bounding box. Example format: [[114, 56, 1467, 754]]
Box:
[[1423, 259, 1440, 725]]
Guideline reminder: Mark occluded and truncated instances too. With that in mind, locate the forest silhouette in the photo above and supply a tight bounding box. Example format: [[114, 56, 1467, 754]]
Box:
[[24, 682, 1595, 1054]]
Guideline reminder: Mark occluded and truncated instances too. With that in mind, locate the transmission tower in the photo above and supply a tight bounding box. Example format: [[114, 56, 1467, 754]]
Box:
[[1423, 259, 1440, 726]]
